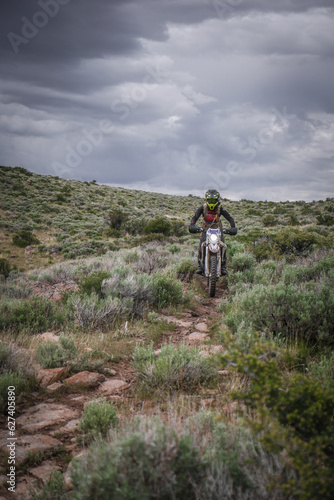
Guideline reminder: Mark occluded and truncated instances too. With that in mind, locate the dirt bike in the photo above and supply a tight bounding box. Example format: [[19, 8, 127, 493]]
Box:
[[190, 223, 237, 297]]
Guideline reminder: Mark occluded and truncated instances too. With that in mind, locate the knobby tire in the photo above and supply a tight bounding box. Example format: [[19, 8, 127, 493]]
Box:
[[208, 254, 217, 298]]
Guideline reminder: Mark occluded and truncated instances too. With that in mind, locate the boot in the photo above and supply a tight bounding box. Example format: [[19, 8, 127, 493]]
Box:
[[195, 265, 203, 275], [221, 251, 227, 275], [195, 250, 203, 274]]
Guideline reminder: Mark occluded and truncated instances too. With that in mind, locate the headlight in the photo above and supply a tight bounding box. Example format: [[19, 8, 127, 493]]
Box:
[[209, 234, 218, 243]]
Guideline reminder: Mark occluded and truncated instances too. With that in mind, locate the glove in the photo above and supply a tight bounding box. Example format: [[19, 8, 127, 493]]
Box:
[[189, 224, 201, 234]]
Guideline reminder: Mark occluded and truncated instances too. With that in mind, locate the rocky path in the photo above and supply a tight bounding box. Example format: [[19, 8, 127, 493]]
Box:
[[0, 277, 228, 499]]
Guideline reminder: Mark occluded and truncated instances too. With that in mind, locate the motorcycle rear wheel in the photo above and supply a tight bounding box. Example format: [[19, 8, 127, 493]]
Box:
[[208, 254, 217, 297]]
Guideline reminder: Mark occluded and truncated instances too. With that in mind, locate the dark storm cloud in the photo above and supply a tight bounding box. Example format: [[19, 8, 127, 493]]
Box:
[[0, 0, 333, 201]]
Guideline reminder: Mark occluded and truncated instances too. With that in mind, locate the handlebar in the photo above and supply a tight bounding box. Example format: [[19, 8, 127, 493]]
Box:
[[189, 224, 238, 235]]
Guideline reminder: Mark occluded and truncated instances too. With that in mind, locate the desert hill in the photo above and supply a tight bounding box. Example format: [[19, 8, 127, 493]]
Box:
[[0, 165, 333, 499]]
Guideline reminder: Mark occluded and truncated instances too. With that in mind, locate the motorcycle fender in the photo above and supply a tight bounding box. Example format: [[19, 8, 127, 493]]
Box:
[[209, 243, 220, 253], [204, 248, 210, 277]]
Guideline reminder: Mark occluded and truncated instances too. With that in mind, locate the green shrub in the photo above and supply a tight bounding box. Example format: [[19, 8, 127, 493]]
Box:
[[152, 274, 183, 309], [224, 279, 334, 345], [0, 258, 11, 279], [105, 227, 121, 238], [132, 342, 216, 392], [262, 214, 278, 227], [288, 213, 299, 226], [28, 471, 69, 500], [80, 270, 111, 296], [0, 370, 25, 413], [101, 267, 155, 317], [177, 260, 197, 280], [139, 232, 167, 243], [317, 214, 334, 226], [143, 217, 171, 236], [70, 413, 290, 500], [35, 336, 77, 369], [105, 208, 126, 230], [13, 166, 33, 176], [308, 352, 334, 389], [0, 342, 11, 367], [71, 417, 205, 500], [274, 374, 334, 442], [12, 230, 40, 248], [244, 229, 317, 261], [169, 244, 180, 254], [78, 396, 118, 442], [272, 229, 316, 255], [171, 220, 185, 237], [226, 241, 245, 258], [68, 293, 120, 330], [226, 336, 334, 498], [231, 253, 256, 272], [0, 296, 65, 333], [55, 193, 67, 203]]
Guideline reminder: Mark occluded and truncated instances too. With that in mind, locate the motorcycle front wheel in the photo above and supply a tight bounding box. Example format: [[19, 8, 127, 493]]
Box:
[[208, 253, 217, 298]]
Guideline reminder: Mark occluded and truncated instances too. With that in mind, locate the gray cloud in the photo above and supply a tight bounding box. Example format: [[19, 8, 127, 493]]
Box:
[[0, 0, 333, 201]]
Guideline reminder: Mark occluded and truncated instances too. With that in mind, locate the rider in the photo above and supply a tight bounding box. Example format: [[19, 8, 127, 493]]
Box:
[[189, 189, 237, 275]]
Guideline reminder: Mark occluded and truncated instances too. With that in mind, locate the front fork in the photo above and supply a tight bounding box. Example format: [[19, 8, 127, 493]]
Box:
[[201, 242, 227, 277]]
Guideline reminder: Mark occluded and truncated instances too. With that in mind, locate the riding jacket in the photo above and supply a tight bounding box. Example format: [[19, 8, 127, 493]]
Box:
[[190, 203, 236, 230]]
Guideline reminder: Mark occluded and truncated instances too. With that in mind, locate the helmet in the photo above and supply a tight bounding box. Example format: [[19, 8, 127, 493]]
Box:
[[205, 189, 220, 211]]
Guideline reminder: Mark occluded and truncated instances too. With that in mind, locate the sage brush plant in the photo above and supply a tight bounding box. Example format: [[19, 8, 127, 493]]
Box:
[[132, 342, 217, 392]]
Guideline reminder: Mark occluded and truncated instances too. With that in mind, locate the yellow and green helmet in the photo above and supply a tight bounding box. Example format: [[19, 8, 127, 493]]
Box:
[[205, 189, 220, 211]]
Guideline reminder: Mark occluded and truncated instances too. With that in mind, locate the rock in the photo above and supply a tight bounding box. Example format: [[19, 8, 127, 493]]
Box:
[[200, 345, 225, 357], [12, 476, 36, 498], [64, 371, 105, 387], [16, 403, 78, 433], [71, 395, 86, 402], [218, 370, 229, 376], [51, 419, 79, 436], [30, 462, 61, 483], [195, 322, 208, 332], [39, 331, 60, 343], [99, 379, 129, 395], [0, 434, 62, 465], [201, 399, 215, 408], [25, 245, 36, 255], [154, 349, 161, 357], [46, 382, 63, 392], [64, 451, 88, 488], [188, 332, 209, 342], [104, 367, 117, 376], [209, 345, 225, 354], [162, 316, 193, 328], [36, 367, 69, 387]]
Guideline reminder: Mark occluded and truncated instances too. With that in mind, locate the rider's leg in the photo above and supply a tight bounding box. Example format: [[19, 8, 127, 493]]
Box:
[[195, 231, 206, 274], [221, 235, 227, 275]]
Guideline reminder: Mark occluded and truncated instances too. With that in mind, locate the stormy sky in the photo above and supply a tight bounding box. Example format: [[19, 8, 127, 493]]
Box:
[[1, 0, 333, 201]]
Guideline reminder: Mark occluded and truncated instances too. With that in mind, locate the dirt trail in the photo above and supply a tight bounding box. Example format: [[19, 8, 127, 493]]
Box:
[[0, 277, 228, 499]]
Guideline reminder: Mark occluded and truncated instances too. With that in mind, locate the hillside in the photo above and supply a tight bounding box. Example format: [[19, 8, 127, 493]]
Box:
[[0, 165, 334, 499]]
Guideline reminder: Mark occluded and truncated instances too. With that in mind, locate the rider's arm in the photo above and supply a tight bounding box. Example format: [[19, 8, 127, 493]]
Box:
[[219, 206, 236, 227], [190, 205, 204, 225]]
